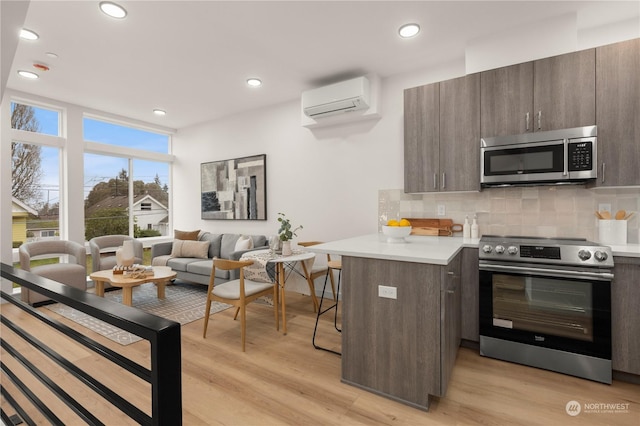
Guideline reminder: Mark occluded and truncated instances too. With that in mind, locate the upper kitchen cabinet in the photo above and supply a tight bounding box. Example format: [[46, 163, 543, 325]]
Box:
[[594, 38, 640, 187], [439, 74, 481, 192], [404, 83, 439, 193], [481, 49, 595, 138], [404, 74, 480, 193]]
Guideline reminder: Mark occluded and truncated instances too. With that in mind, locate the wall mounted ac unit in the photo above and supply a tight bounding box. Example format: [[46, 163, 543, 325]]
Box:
[[302, 76, 370, 118]]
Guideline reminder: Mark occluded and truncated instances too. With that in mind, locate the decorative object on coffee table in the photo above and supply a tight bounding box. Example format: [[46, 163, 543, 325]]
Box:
[[116, 240, 136, 267], [277, 212, 303, 256]]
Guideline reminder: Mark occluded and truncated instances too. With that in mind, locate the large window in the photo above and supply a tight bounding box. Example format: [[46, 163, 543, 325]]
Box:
[[83, 118, 171, 241], [10, 102, 62, 246]]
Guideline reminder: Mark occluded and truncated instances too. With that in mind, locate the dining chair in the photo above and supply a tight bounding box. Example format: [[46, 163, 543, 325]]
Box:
[[297, 241, 337, 312], [203, 258, 278, 351]]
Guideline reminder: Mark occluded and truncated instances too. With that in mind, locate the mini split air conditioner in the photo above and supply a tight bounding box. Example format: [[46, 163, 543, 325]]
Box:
[[302, 76, 371, 118]]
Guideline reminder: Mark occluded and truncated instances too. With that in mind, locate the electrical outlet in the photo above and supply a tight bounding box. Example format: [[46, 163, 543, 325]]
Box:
[[598, 203, 611, 214], [378, 285, 397, 299], [437, 204, 446, 216]]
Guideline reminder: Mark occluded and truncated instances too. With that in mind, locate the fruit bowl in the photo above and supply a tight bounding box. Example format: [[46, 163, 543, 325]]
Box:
[[382, 225, 412, 243]]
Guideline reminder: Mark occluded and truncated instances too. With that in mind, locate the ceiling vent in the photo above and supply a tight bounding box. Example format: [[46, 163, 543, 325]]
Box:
[[302, 76, 371, 118]]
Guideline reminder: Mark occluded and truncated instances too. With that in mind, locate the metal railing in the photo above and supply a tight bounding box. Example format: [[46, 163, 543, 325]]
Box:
[[0, 263, 182, 425]]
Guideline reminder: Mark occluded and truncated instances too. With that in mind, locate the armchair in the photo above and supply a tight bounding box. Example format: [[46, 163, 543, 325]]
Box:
[[89, 235, 144, 289], [19, 240, 87, 306]]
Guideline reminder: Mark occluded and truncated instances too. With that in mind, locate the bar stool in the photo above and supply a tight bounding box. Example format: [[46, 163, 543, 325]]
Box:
[[312, 259, 342, 355]]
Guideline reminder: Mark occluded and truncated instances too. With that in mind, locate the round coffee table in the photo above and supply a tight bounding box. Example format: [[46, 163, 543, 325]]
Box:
[[90, 266, 176, 306]]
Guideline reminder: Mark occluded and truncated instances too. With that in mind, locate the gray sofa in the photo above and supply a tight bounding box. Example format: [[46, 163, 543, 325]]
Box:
[[151, 232, 268, 285]]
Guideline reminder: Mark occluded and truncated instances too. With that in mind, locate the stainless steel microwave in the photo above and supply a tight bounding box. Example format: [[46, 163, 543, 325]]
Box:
[[481, 125, 597, 187]]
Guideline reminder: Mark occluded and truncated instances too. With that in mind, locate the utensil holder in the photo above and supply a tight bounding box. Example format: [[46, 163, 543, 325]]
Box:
[[598, 220, 627, 245]]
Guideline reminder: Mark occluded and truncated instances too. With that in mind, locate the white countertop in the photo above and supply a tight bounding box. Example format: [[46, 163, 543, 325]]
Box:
[[306, 234, 640, 264], [305, 234, 480, 265]]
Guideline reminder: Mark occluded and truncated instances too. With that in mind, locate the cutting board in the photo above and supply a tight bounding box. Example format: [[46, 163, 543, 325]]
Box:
[[407, 218, 462, 236]]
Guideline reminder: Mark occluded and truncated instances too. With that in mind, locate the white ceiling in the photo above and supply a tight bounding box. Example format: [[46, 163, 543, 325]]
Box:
[[5, 1, 639, 130]]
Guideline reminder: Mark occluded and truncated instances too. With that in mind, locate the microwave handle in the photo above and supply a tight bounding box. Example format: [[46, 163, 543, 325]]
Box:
[[563, 140, 568, 176]]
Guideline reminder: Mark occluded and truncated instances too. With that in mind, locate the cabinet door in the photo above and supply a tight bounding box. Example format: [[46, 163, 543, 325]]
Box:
[[439, 74, 481, 192], [440, 251, 461, 397], [404, 84, 439, 193], [480, 62, 534, 137], [595, 38, 640, 187], [534, 49, 596, 131], [461, 248, 479, 342], [612, 256, 640, 375], [341, 256, 442, 406]]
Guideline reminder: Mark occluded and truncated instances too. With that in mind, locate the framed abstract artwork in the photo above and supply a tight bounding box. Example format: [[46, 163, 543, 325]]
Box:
[[201, 154, 267, 220]]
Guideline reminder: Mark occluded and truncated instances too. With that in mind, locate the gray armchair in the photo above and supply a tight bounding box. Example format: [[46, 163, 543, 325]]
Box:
[[89, 235, 143, 289], [19, 240, 87, 306]]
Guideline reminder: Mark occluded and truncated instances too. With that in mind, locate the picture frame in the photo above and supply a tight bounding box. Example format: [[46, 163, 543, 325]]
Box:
[[201, 154, 267, 220]]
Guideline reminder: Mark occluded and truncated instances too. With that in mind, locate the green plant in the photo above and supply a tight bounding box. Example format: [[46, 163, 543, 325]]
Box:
[[277, 212, 303, 241]]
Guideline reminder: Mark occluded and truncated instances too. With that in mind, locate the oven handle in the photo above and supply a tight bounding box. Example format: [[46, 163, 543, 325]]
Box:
[[479, 263, 614, 281]]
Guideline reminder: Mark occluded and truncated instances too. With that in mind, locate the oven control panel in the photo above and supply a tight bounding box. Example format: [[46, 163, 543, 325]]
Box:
[[479, 237, 614, 268]]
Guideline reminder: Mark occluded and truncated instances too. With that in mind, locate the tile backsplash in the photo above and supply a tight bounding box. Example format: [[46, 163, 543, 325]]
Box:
[[379, 186, 640, 244]]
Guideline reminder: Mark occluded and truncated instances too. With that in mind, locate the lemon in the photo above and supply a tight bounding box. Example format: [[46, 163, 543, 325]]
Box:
[[399, 219, 411, 227], [387, 219, 399, 227]]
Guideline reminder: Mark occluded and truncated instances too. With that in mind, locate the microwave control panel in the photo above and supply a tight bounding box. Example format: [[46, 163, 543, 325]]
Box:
[[568, 141, 593, 171]]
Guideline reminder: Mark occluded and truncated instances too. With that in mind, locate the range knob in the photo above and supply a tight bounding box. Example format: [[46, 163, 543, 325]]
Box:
[[594, 251, 608, 262], [482, 244, 493, 253], [578, 249, 592, 261], [495, 245, 505, 254], [507, 246, 518, 255]]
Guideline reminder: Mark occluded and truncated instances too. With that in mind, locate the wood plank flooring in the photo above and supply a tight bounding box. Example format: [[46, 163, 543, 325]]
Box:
[[1, 291, 639, 425]]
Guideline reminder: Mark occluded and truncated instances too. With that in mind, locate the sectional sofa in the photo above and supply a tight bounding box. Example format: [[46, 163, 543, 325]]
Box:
[[151, 232, 268, 285]]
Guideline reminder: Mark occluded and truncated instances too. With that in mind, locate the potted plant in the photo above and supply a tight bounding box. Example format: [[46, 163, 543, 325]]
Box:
[[277, 212, 303, 255]]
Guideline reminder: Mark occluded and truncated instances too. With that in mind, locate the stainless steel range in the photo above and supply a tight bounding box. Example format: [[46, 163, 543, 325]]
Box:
[[478, 235, 614, 384]]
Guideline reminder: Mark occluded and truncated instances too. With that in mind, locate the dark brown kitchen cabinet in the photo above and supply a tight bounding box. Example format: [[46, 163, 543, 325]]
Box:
[[611, 256, 640, 375], [594, 38, 640, 187], [480, 49, 595, 138], [341, 253, 462, 410], [404, 74, 480, 193], [460, 247, 479, 342], [404, 83, 439, 193]]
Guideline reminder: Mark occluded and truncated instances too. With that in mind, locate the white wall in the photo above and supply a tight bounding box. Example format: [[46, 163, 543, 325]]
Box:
[[172, 59, 464, 243]]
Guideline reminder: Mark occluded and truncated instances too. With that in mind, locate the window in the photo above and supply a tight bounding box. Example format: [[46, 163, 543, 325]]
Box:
[[141, 202, 152, 211], [83, 117, 169, 153], [11, 102, 60, 136]]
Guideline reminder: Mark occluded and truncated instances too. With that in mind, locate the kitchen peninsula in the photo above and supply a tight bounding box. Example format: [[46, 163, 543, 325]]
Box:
[[308, 234, 479, 411], [308, 234, 640, 411]]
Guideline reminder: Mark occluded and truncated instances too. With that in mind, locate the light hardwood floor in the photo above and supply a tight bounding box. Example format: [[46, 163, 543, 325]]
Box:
[[1, 291, 639, 425]]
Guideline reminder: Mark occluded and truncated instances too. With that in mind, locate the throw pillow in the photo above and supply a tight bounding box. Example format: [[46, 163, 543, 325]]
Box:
[[174, 229, 200, 240], [171, 240, 210, 259], [234, 235, 254, 251]]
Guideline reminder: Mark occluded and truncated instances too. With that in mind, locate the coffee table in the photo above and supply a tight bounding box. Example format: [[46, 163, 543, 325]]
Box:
[[90, 266, 176, 306]]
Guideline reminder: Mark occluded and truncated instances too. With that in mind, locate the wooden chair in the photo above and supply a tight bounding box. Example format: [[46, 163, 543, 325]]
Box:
[[297, 241, 337, 312], [203, 258, 278, 351]]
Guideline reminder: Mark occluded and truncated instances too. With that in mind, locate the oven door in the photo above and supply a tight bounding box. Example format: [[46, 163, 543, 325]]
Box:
[[481, 140, 566, 185], [479, 262, 612, 360]]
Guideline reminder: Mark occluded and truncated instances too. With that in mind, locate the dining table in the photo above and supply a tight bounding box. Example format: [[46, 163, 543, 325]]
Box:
[[240, 248, 315, 335]]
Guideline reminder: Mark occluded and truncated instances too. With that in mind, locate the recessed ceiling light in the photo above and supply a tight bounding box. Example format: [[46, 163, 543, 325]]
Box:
[[246, 78, 262, 87], [153, 109, 167, 116], [99, 1, 127, 19], [18, 70, 39, 79], [45, 52, 59, 59], [20, 28, 39, 40], [398, 23, 420, 38]]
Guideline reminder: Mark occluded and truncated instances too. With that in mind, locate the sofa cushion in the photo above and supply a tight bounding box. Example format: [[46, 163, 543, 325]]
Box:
[[174, 229, 200, 240], [167, 257, 201, 272], [185, 259, 229, 280], [235, 235, 254, 251], [171, 240, 210, 259], [220, 234, 242, 259], [199, 232, 223, 258]]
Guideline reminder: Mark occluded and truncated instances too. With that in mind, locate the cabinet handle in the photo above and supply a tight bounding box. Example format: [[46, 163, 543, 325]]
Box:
[[446, 290, 455, 294], [442, 173, 446, 189], [602, 163, 605, 183], [537, 111, 542, 130], [433, 173, 437, 189], [447, 271, 454, 275], [525, 112, 530, 131]]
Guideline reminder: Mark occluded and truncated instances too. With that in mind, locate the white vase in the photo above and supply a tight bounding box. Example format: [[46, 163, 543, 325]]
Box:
[[282, 240, 292, 256], [116, 240, 135, 267]]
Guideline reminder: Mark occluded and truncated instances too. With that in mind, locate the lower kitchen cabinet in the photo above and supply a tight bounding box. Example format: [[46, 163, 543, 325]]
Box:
[[341, 253, 461, 410], [612, 256, 640, 375], [461, 248, 479, 342]]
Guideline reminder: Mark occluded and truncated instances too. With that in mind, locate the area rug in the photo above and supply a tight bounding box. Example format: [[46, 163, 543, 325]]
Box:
[[44, 281, 231, 345]]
